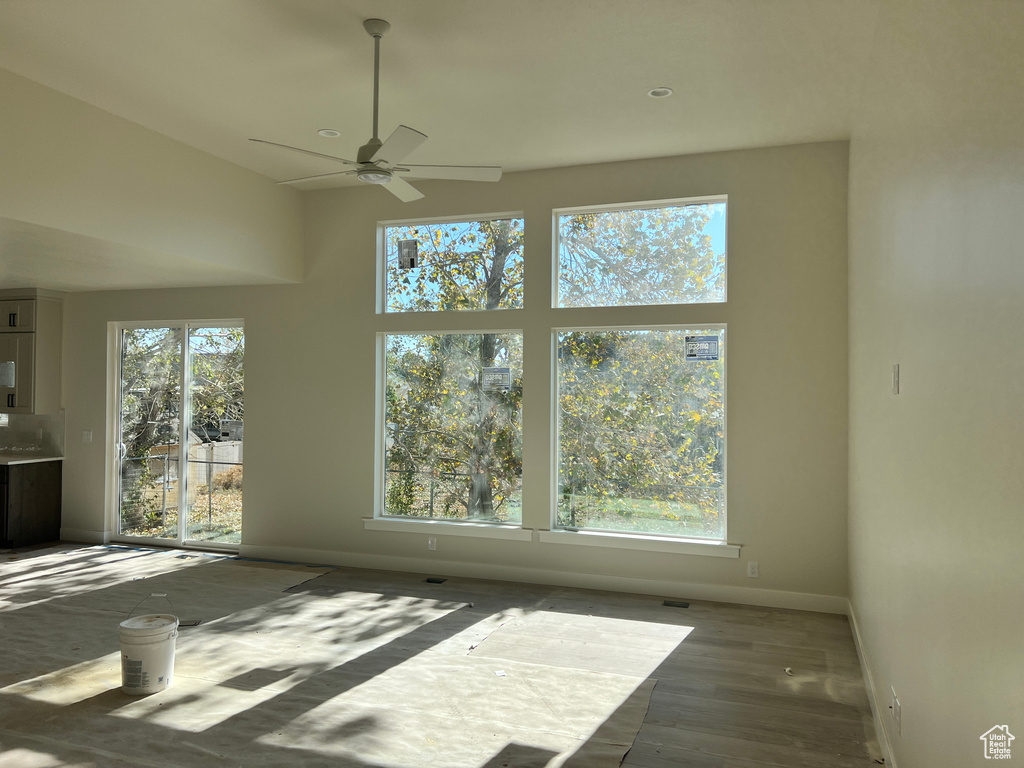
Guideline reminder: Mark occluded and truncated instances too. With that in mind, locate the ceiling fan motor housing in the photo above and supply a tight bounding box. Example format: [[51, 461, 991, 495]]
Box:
[[356, 136, 391, 184], [357, 137, 383, 164]]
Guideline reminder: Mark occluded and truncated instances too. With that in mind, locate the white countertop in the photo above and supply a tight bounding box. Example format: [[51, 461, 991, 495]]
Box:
[[0, 454, 63, 465]]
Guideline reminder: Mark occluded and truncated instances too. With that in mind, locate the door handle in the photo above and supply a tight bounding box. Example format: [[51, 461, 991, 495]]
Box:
[[6, 394, 14, 408], [8, 313, 15, 327]]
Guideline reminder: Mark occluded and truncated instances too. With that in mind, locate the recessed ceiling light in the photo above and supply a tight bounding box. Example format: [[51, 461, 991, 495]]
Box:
[[647, 87, 673, 99], [317, 129, 341, 137]]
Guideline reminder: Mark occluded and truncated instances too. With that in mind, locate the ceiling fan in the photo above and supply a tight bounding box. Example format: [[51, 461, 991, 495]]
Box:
[[251, 18, 502, 202]]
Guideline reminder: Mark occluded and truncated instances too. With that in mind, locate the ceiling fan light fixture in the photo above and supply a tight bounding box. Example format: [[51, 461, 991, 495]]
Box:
[[357, 167, 393, 184]]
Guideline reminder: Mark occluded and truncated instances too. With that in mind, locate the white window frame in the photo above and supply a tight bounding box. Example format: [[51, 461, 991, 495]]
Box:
[[550, 323, 728, 545]]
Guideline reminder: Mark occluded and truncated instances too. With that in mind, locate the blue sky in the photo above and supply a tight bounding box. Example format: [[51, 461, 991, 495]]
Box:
[[705, 203, 727, 256]]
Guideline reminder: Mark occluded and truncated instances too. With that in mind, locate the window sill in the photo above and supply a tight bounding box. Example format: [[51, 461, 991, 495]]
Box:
[[363, 517, 534, 541], [537, 529, 740, 558]]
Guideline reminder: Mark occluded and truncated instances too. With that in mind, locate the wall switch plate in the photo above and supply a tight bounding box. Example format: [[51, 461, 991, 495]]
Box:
[[892, 364, 900, 395], [747, 561, 759, 578], [428, 537, 437, 551], [890, 686, 901, 736], [82, 430, 92, 443]]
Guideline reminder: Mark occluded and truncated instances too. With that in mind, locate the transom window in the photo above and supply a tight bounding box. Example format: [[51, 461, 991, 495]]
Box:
[[383, 216, 524, 313], [555, 197, 726, 308]]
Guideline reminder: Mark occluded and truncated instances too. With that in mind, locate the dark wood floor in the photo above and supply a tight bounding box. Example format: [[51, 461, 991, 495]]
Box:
[[617, 597, 881, 767], [347, 565, 884, 767], [0, 546, 880, 767]]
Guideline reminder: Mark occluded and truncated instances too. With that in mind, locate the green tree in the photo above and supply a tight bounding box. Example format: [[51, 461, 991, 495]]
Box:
[[384, 219, 524, 520], [558, 202, 725, 307], [386, 219, 524, 313], [188, 327, 244, 439], [386, 333, 522, 521], [557, 330, 724, 537], [119, 327, 182, 528]]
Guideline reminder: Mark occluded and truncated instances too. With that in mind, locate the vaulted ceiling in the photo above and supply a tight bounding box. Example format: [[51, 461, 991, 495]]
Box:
[[0, 0, 881, 188]]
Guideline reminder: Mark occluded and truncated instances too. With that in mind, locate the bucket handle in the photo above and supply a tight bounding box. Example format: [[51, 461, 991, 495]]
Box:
[[127, 592, 176, 619]]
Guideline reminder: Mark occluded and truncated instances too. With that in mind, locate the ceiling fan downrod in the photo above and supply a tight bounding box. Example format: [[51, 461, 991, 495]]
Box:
[[360, 18, 391, 162]]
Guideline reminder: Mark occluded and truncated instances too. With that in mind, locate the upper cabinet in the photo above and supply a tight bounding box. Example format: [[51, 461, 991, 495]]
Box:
[[0, 300, 36, 332], [0, 292, 62, 414]]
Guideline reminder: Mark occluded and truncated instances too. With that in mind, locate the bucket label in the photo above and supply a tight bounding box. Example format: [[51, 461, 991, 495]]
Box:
[[123, 657, 147, 688]]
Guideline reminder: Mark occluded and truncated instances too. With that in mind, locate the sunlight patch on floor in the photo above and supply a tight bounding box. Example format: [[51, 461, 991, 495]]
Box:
[[0, 545, 684, 767]]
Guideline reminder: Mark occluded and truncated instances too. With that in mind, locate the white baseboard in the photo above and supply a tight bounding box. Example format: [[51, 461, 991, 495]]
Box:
[[60, 527, 110, 544], [238, 543, 848, 614], [847, 599, 897, 768]]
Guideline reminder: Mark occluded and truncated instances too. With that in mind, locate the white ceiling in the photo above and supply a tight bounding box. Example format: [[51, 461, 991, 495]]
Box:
[[0, 0, 882, 186]]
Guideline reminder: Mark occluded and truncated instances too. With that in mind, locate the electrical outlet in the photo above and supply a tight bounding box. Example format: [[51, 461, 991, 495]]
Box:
[[427, 537, 437, 551], [82, 430, 93, 443], [747, 561, 759, 578], [890, 686, 901, 736]]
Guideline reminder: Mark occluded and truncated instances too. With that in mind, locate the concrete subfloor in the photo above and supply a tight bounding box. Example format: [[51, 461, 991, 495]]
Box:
[[0, 545, 879, 767]]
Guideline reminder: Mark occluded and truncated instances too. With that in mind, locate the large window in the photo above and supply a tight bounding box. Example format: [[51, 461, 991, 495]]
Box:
[[384, 332, 523, 522], [556, 198, 726, 308], [378, 213, 525, 526], [554, 196, 728, 541], [556, 328, 725, 539], [376, 198, 728, 545]]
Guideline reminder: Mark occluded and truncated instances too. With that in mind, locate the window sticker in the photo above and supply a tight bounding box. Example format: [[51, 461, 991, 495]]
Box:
[[684, 335, 719, 361]]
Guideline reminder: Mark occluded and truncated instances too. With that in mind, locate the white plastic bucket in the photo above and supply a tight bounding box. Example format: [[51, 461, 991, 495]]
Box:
[[119, 613, 178, 695]]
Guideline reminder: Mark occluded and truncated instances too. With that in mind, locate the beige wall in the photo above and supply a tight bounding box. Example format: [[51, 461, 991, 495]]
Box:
[[0, 68, 303, 283], [62, 141, 849, 606], [848, 1, 1024, 766]]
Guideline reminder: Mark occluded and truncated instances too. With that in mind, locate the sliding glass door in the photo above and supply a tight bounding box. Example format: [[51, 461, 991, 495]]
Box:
[[183, 326, 244, 545], [115, 321, 244, 549]]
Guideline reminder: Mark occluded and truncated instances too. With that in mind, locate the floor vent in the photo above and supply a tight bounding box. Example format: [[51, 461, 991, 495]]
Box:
[[663, 600, 690, 608], [425, 577, 447, 584]]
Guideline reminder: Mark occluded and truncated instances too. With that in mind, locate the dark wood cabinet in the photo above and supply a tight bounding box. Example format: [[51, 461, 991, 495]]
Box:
[[0, 460, 62, 548]]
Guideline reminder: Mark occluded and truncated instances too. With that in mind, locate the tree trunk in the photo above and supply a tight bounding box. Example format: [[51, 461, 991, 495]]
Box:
[[467, 222, 512, 518]]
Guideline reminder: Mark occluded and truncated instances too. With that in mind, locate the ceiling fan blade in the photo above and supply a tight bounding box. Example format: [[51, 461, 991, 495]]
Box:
[[250, 138, 358, 166], [400, 164, 502, 182], [384, 174, 425, 202], [372, 125, 427, 164], [275, 169, 359, 185]]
